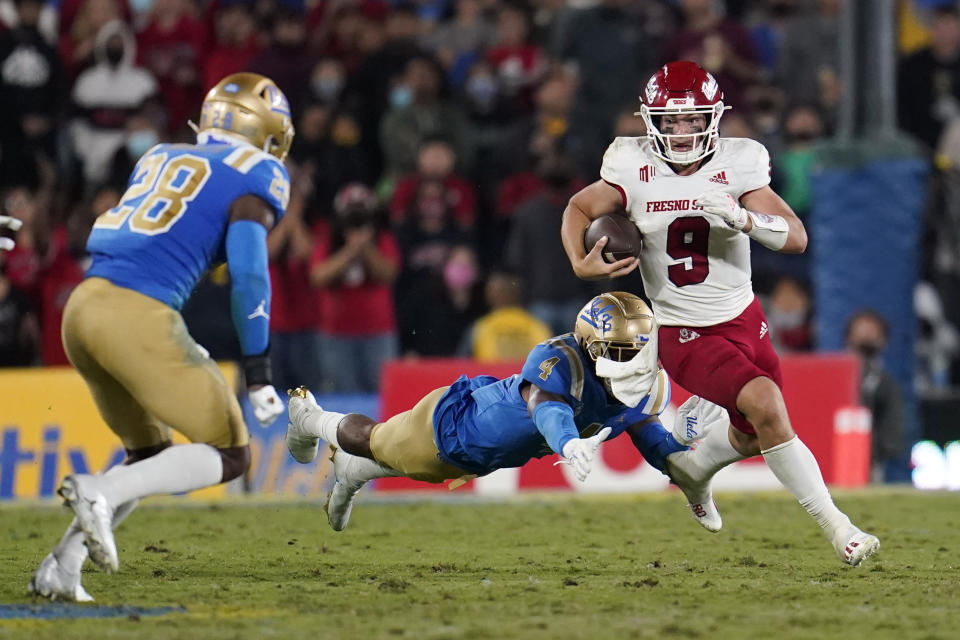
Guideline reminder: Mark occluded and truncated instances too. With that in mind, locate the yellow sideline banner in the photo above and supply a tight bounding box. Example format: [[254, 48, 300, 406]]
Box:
[[0, 367, 228, 501]]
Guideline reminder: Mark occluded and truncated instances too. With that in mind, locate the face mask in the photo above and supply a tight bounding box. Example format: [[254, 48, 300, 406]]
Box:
[[105, 46, 124, 67], [855, 343, 882, 361], [390, 85, 413, 109], [126, 130, 158, 158], [129, 0, 153, 13], [443, 259, 476, 289], [768, 308, 806, 330], [311, 77, 343, 102], [787, 131, 818, 144], [466, 76, 498, 109]]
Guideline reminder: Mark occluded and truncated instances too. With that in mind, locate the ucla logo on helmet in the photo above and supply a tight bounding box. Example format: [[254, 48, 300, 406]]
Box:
[[223, 83, 240, 93], [581, 300, 614, 333], [264, 85, 291, 116]]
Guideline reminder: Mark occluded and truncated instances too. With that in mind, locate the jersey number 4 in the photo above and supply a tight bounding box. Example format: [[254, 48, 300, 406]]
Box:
[[667, 216, 710, 286], [94, 153, 212, 235]]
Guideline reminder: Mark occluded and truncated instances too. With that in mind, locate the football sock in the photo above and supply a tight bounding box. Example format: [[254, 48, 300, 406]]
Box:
[[761, 436, 852, 540], [681, 424, 747, 482], [312, 410, 346, 450], [89, 443, 224, 506], [348, 453, 402, 482]]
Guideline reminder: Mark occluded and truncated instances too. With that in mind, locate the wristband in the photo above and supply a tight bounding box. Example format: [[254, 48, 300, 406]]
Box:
[[745, 210, 789, 250], [243, 351, 272, 387]]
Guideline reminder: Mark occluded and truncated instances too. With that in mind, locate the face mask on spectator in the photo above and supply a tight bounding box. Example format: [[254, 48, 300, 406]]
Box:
[[126, 130, 158, 158], [769, 308, 806, 331], [390, 85, 413, 109], [466, 75, 498, 110], [443, 259, 476, 289], [853, 342, 882, 361], [311, 77, 343, 103], [787, 130, 819, 145], [129, 0, 153, 13], [105, 46, 124, 67]]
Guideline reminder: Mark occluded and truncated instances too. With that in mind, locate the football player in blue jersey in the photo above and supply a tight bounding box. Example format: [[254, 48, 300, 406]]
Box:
[[30, 73, 295, 602], [285, 291, 727, 532]]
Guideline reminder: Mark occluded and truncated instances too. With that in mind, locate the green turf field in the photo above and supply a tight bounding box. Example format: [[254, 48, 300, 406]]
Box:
[[0, 489, 957, 639]]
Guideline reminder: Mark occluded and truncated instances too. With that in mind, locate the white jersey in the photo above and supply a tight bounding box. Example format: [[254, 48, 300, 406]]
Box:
[[600, 137, 770, 327]]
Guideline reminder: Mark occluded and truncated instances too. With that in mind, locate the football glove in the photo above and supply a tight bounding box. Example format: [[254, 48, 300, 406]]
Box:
[[558, 426, 612, 482], [672, 395, 729, 446], [694, 190, 748, 230], [249, 384, 284, 426]]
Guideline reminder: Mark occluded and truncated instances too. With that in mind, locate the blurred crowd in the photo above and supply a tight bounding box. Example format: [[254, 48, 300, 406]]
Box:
[[0, 0, 958, 434]]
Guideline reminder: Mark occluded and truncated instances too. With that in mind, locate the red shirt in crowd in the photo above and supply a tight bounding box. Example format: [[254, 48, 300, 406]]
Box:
[[39, 228, 85, 365], [137, 13, 204, 132], [309, 221, 399, 336], [269, 256, 322, 334], [389, 175, 477, 226], [486, 43, 543, 90]]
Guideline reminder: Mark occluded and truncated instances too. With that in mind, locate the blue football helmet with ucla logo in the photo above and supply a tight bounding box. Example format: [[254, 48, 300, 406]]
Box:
[[197, 73, 295, 161], [574, 292, 655, 362]]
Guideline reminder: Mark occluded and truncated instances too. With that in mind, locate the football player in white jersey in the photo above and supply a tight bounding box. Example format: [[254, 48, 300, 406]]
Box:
[[560, 60, 879, 566]]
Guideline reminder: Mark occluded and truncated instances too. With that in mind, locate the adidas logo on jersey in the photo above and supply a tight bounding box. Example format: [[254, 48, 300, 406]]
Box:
[[759, 321, 768, 340], [638, 165, 656, 182], [709, 171, 729, 185]]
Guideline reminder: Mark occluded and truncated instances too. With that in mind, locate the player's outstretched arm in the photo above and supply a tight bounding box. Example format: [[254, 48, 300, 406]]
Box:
[[561, 180, 638, 280], [525, 383, 610, 482], [227, 195, 284, 426]]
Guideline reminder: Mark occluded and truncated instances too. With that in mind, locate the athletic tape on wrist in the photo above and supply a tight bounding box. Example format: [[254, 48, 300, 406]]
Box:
[[746, 210, 789, 250]]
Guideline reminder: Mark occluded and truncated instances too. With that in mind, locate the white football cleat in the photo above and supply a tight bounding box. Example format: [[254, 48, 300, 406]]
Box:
[[58, 475, 118, 573], [325, 448, 371, 532], [833, 526, 880, 567], [28, 552, 93, 602], [286, 388, 322, 464], [665, 450, 723, 532]]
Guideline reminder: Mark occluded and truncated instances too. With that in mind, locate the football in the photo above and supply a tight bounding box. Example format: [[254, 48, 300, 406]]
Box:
[[583, 213, 642, 263]]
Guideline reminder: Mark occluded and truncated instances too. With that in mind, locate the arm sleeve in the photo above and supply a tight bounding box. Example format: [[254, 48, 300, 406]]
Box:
[[226, 220, 271, 357], [531, 400, 579, 455]]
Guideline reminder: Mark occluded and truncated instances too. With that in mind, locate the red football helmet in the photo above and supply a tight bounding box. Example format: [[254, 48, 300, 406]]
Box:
[[637, 61, 727, 165]]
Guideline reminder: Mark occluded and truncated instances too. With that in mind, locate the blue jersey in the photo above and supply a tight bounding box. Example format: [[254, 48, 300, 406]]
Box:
[[432, 334, 672, 475], [86, 137, 290, 310]]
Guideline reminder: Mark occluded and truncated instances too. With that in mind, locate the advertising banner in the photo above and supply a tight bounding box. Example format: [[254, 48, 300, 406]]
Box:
[[0, 353, 868, 501]]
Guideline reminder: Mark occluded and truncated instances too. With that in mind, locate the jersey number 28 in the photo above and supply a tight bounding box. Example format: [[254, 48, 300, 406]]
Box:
[[94, 153, 211, 235]]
